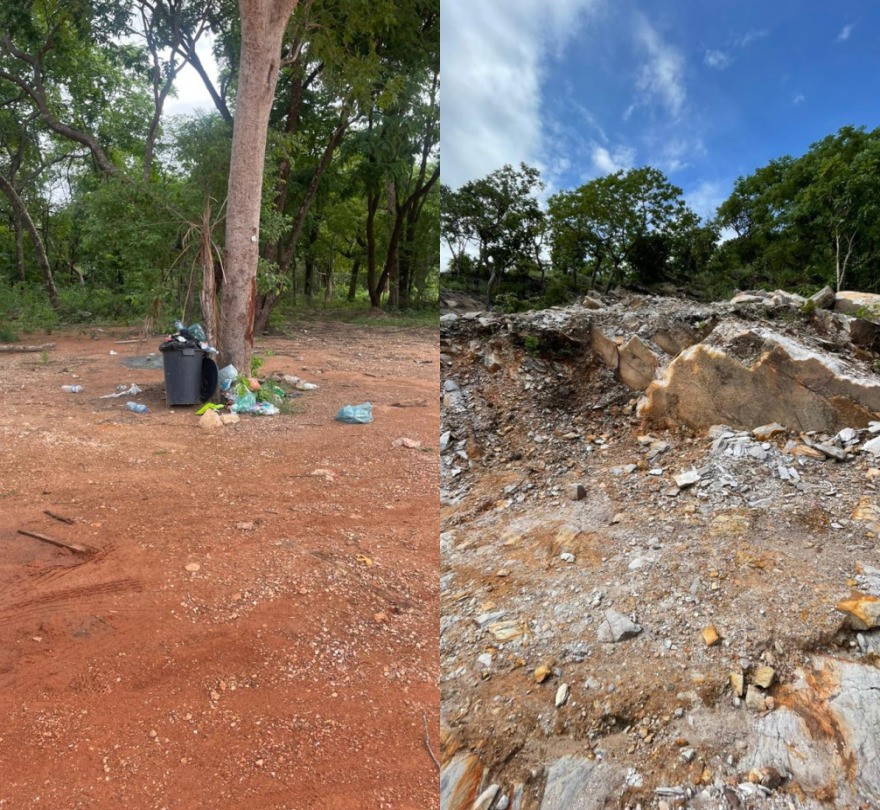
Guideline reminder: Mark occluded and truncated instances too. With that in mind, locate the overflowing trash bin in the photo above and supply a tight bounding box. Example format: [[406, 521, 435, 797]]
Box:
[[159, 321, 217, 405]]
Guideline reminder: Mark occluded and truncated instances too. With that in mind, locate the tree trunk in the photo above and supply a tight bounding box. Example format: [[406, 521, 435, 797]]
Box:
[[276, 110, 350, 274], [199, 200, 220, 348], [0, 174, 59, 309], [13, 209, 25, 282], [366, 191, 381, 307], [347, 257, 360, 301], [485, 264, 498, 310], [219, 0, 298, 372], [397, 217, 417, 308]]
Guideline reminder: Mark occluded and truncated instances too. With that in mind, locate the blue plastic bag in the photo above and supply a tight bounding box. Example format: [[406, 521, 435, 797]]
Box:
[[335, 402, 373, 424]]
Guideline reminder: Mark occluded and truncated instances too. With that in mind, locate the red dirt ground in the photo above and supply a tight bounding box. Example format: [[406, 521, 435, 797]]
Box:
[[0, 323, 439, 809]]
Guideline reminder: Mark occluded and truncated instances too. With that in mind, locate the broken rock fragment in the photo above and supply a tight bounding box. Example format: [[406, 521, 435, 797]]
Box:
[[810, 285, 836, 310], [590, 326, 619, 371], [752, 422, 785, 441], [745, 684, 767, 712], [618, 335, 660, 391], [754, 666, 775, 689], [597, 609, 642, 643], [837, 593, 880, 630], [701, 625, 721, 647], [675, 470, 701, 489]]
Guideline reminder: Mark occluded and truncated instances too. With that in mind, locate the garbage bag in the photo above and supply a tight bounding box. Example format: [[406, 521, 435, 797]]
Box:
[[335, 402, 373, 424], [230, 390, 257, 413]]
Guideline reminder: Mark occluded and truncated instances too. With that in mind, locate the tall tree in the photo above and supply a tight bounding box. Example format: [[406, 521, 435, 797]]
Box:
[[218, 0, 298, 372], [548, 167, 693, 292]]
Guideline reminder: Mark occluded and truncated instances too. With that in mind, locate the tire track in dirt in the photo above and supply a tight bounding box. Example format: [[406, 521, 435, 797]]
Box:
[[0, 577, 143, 628]]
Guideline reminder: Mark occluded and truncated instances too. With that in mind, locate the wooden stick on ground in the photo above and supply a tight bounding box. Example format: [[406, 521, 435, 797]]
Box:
[[16, 529, 90, 555], [0, 343, 56, 353], [421, 709, 440, 771], [43, 510, 75, 524]]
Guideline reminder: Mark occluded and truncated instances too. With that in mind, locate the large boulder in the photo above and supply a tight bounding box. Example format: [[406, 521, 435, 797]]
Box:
[[638, 322, 880, 432], [743, 656, 880, 805], [835, 290, 880, 316]]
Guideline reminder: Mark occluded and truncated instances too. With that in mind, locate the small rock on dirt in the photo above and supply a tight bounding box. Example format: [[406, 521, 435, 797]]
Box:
[[567, 483, 586, 501], [555, 683, 569, 708], [597, 609, 642, 643], [472, 784, 500, 810], [753, 666, 775, 689], [199, 410, 223, 430], [701, 625, 721, 647]]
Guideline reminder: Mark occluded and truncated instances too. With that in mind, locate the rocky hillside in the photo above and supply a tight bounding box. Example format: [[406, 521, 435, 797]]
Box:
[[440, 288, 880, 810]]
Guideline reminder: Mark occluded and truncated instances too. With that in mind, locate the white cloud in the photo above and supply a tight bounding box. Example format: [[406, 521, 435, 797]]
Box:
[[836, 24, 853, 43], [686, 179, 725, 222], [736, 28, 769, 48], [793, 92, 805, 105], [634, 16, 686, 119], [591, 144, 635, 174], [703, 49, 730, 70], [440, 0, 600, 189]]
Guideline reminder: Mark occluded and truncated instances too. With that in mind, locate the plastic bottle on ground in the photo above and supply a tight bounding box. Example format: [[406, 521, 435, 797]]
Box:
[[126, 401, 148, 413], [61, 385, 83, 393]]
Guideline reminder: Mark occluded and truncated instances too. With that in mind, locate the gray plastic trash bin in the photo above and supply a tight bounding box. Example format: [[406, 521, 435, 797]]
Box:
[[162, 346, 205, 405]]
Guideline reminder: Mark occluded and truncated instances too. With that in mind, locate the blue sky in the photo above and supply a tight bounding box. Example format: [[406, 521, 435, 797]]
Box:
[[441, 0, 880, 222]]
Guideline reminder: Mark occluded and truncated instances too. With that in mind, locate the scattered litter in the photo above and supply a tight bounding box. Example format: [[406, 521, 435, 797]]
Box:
[[126, 402, 148, 413], [311, 469, 336, 481], [393, 437, 422, 449], [100, 384, 143, 399], [61, 385, 83, 393], [218, 365, 239, 391], [356, 554, 373, 567], [195, 402, 225, 415], [109, 350, 118, 355], [295, 381, 318, 391], [336, 402, 373, 424], [224, 376, 280, 415]]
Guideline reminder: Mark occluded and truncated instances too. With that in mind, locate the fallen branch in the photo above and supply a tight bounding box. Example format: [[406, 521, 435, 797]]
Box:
[[421, 709, 440, 771], [390, 399, 428, 408], [43, 510, 75, 524], [0, 343, 55, 353], [16, 529, 89, 554]]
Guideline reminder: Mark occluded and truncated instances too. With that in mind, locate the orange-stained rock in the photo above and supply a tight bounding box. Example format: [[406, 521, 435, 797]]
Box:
[[836, 593, 880, 630], [702, 625, 721, 647], [440, 752, 484, 810]]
